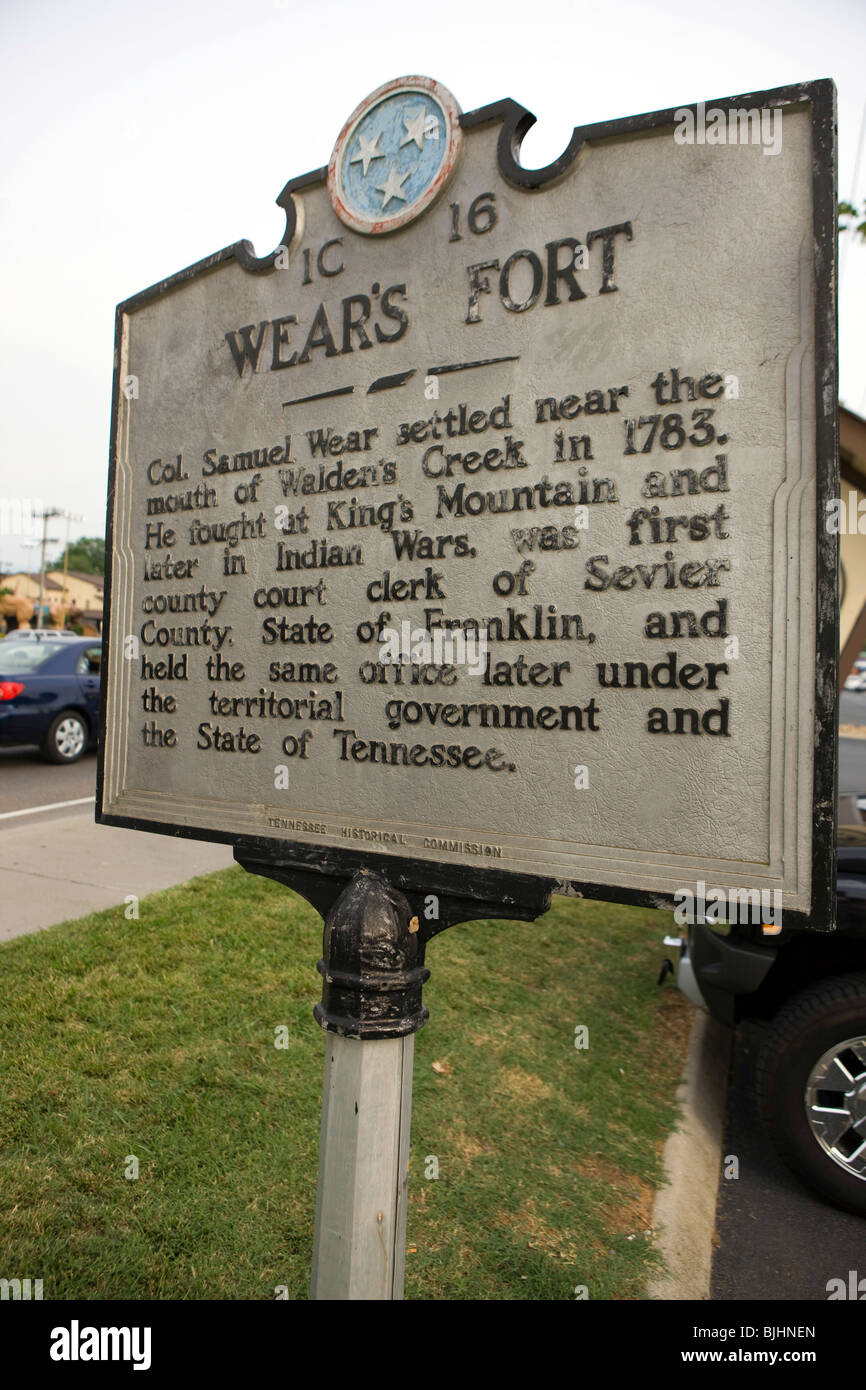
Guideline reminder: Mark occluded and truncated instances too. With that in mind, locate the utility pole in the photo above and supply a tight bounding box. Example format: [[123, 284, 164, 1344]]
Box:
[[31, 508, 84, 629], [59, 512, 85, 620], [35, 508, 62, 629]]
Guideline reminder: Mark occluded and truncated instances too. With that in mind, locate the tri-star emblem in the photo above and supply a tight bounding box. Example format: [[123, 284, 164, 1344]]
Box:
[[329, 78, 462, 234]]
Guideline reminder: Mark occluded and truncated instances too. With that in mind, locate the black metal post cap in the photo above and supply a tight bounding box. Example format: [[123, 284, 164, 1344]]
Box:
[[314, 869, 430, 1039]]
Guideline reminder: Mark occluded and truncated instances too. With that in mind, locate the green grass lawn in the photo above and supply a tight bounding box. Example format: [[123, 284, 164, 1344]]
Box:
[[0, 867, 691, 1300]]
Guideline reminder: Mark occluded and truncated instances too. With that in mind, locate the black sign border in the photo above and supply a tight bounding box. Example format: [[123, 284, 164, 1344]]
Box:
[[98, 79, 839, 933]]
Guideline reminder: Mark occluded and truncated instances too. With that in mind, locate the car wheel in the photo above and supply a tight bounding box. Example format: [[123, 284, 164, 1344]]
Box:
[[757, 974, 866, 1217], [41, 709, 89, 764]]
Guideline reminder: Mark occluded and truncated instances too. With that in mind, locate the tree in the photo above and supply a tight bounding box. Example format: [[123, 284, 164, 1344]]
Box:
[[839, 200, 866, 243], [55, 536, 105, 576]]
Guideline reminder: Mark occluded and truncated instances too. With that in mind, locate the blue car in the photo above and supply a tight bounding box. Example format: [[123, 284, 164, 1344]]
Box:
[[0, 635, 102, 763]]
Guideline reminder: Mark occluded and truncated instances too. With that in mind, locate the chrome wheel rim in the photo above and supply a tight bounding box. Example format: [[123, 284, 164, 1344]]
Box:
[[805, 1036, 866, 1181], [56, 718, 86, 758]]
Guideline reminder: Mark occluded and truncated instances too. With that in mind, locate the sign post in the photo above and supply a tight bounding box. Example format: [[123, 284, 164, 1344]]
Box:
[[308, 871, 422, 1300], [100, 75, 838, 1298], [236, 848, 551, 1299]]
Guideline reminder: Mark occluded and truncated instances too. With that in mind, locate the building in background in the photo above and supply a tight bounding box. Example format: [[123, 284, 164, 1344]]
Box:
[[0, 570, 103, 633]]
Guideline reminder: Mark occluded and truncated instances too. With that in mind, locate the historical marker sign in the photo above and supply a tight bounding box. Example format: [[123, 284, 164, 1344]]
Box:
[[98, 78, 838, 930]]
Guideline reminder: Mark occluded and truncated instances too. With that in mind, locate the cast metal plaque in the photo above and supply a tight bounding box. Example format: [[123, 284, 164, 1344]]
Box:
[[99, 78, 838, 928]]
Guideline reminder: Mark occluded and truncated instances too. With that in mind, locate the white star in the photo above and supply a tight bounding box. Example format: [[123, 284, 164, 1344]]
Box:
[[350, 131, 384, 177], [375, 163, 410, 209], [400, 107, 428, 152]]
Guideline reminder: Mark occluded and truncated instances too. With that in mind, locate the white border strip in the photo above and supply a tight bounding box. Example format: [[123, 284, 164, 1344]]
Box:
[[0, 796, 96, 821]]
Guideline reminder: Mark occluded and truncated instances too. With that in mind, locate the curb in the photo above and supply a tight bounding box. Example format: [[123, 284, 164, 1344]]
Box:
[[646, 1009, 732, 1300]]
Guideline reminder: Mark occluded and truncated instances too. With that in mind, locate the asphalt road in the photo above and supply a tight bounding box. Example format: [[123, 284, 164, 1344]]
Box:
[[0, 744, 97, 815], [711, 1020, 866, 1300], [839, 688, 866, 727], [839, 689, 866, 793], [839, 739, 866, 794]]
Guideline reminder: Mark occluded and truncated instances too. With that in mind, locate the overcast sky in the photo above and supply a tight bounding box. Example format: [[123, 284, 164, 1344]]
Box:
[[1, 0, 864, 573]]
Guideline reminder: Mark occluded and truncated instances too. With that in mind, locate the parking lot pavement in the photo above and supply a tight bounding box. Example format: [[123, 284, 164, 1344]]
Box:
[[839, 689, 866, 726], [0, 744, 97, 813], [839, 737, 866, 793], [711, 1019, 866, 1301], [0, 807, 233, 942]]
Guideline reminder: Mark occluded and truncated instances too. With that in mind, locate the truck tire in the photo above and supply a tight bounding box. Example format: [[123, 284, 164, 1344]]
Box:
[[757, 974, 866, 1217]]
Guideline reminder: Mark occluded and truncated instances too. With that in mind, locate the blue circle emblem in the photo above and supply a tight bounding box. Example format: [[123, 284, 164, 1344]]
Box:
[[329, 78, 462, 234]]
